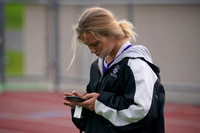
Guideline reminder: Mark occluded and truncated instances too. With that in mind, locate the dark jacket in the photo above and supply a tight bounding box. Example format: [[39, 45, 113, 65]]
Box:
[[71, 44, 165, 133]]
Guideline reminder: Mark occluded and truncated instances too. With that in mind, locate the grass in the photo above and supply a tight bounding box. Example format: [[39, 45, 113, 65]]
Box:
[[5, 4, 24, 29], [5, 4, 24, 76], [5, 50, 24, 77]]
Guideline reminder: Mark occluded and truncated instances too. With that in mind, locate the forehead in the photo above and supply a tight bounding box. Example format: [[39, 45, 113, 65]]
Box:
[[79, 32, 97, 45]]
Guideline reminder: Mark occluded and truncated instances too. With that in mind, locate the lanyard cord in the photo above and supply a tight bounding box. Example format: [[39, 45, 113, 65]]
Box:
[[103, 44, 132, 73]]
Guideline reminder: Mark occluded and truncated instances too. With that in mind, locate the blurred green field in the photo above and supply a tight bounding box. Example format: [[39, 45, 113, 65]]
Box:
[[5, 4, 24, 29], [5, 50, 24, 76], [5, 4, 24, 76]]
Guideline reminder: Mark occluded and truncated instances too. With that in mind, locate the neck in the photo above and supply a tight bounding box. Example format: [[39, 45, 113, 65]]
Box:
[[105, 39, 126, 64], [108, 39, 126, 58]]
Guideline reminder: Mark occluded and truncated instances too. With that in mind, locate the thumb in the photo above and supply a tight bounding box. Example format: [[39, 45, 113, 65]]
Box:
[[84, 93, 99, 100], [72, 91, 83, 98], [83, 93, 93, 100], [83, 90, 87, 96]]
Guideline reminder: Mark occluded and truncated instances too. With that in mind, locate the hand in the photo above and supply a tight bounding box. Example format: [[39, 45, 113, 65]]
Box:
[[63, 92, 76, 109], [77, 93, 100, 111], [63, 91, 87, 109]]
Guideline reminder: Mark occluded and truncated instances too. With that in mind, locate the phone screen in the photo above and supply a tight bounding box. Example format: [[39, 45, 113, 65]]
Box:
[[66, 96, 85, 102]]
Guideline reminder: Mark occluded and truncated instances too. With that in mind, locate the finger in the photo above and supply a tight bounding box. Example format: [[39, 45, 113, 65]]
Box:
[[63, 101, 76, 109], [63, 92, 74, 96], [63, 96, 74, 101], [82, 90, 87, 96], [72, 91, 83, 98], [83, 93, 95, 100], [63, 93, 74, 100], [63, 101, 72, 106], [63, 96, 71, 101], [77, 98, 94, 111]]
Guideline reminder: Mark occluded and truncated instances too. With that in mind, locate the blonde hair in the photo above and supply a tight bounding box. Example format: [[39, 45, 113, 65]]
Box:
[[67, 7, 137, 70]]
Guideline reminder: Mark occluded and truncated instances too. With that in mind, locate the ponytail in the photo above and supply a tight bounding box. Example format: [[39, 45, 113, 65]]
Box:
[[119, 20, 137, 42]]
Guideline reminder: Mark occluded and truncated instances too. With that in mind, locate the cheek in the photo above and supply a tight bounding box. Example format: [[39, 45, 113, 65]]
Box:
[[99, 48, 111, 58], [97, 42, 112, 57]]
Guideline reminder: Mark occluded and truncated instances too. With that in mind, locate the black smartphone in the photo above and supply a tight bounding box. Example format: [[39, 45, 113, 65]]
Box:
[[66, 96, 85, 102]]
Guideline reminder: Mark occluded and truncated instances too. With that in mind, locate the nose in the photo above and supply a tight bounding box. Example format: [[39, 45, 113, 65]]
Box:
[[89, 46, 96, 54]]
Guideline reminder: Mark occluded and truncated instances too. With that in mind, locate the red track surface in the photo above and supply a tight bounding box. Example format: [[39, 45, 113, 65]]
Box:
[[0, 92, 199, 133]]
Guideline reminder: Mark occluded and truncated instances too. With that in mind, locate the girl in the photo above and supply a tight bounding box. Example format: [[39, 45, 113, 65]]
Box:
[[63, 7, 165, 133]]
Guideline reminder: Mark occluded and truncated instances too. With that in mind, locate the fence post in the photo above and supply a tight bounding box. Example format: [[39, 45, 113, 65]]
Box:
[[53, 0, 60, 91], [46, 0, 60, 91], [0, 0, 5, 93]]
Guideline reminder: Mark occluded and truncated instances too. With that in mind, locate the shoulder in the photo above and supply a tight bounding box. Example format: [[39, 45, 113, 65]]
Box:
[[127, 58, 154, 76], [90, 59, 99, 70], [127, 58, 148, 69], [91, 58, 98, 66]]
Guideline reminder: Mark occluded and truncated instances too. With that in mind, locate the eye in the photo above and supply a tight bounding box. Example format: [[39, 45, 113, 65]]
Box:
[[90, 41, 99, 47]]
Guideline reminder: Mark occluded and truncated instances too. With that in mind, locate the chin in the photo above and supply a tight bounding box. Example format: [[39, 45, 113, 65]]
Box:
[[98, 56, 104, 59], [98, 54, 107, 59], [96, 53, 107, 59]]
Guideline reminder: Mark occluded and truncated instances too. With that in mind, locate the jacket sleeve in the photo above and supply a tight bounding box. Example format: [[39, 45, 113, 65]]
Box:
[[94, 59, 158, 130]]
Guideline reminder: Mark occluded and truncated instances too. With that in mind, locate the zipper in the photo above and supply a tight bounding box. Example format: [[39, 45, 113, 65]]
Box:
[[99, 76, 103, 83], [97, 64, 115, 92]]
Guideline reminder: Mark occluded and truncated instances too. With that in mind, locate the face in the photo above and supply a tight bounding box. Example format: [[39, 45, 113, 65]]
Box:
[[79, 32, 116, 59]]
